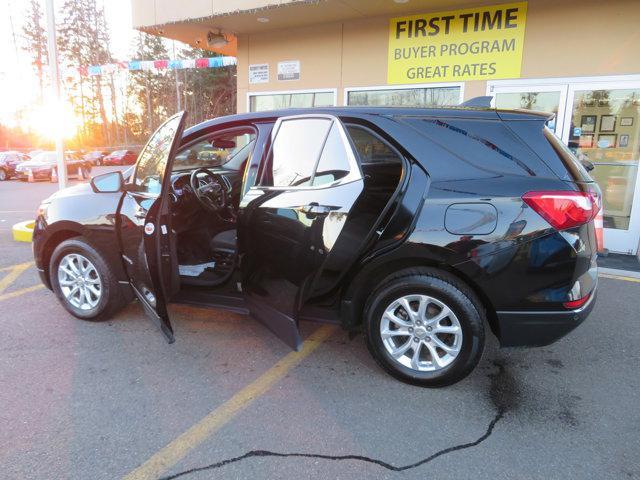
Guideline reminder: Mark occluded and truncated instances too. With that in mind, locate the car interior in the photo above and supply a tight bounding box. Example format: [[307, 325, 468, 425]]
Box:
[[169, 121, 405, 300], [169, 127, 256, 289]]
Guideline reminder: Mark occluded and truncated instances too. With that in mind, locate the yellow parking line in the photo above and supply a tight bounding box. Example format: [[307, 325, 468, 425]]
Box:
[[0, 284, 45, 302], [599, 273, 640, 283], [123, 324, 336, 480], [0, 262, 34, 294], [0, 261, 34, 273]]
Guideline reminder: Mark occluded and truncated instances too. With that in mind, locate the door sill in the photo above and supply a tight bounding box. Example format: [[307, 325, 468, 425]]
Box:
[[172, 289, 249, 315]]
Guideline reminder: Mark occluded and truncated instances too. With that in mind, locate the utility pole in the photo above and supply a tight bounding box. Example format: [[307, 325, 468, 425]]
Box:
[[45, 0, 67, 189], [173, 41, 181, 111]]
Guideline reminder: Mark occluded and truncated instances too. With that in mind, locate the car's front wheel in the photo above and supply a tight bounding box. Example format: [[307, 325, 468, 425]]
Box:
[[50, 238, 127, 321], [0, 168, 7, 181], [364, 268, 485, 387]]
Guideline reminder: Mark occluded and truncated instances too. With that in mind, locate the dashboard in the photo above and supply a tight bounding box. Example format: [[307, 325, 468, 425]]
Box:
[[167, 168, 240, 234]]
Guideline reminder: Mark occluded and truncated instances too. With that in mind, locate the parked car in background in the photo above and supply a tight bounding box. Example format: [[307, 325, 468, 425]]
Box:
[[0, 151, 30, 181], [84, 150, 110, 166], [102, 149, 137, 166], [33, 104, 601, 387], [28, 149, 44, 158], [15, 151, 92, 181]]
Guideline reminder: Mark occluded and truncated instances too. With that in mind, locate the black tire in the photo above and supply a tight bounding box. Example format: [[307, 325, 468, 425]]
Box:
[[364, 268, 485, 387], [0, 168, 7, 181], [50, 238, 127, 321]]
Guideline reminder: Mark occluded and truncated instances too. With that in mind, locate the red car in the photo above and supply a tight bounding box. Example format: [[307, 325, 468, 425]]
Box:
[[103, 150, 138, 166]]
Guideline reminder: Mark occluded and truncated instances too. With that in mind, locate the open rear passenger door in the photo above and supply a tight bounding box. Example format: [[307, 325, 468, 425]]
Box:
[[238, 114, 367, 350], [118, 112, 187, 343]]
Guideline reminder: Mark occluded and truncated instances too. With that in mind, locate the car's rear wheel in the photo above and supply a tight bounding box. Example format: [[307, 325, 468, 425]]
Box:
[[364, 268, 485, 387], [50, 238, 127, 321], [0, 168, 7, 181]]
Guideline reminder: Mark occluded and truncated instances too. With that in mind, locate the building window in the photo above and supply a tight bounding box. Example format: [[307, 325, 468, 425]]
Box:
[[249, 91, 335, 112], [346, 86, 461, 107]]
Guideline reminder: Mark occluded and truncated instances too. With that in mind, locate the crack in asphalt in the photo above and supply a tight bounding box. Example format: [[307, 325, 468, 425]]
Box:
[[160, 363, 515, 479], [160, 411, 503, 479]]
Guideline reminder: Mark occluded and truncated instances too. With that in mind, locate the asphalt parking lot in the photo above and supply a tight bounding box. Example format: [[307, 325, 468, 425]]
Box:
[[1, 170, 639, 480]]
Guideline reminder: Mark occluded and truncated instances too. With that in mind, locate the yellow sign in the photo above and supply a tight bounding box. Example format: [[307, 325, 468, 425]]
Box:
[[388, 2, 527, 84]]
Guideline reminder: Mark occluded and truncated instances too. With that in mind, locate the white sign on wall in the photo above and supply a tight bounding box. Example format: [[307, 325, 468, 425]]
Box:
[[277, 60, 300, 81], [249, 63, 269, 84]]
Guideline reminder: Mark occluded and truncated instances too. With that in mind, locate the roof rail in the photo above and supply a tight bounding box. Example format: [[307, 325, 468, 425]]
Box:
[[459, 96, 493, 108]]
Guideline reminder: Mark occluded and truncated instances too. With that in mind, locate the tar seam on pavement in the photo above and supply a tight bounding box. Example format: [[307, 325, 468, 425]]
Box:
[[159, 362, 515, 479]]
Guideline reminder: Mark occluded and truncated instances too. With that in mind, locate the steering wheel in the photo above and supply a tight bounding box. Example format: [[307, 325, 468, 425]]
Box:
[[190, 167, 227, 213]]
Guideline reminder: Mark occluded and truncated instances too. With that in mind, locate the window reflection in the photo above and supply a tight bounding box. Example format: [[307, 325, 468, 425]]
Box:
[[250, 92, 334, 112], [270, 118, 331, 187], [347, 87, 460, 107]]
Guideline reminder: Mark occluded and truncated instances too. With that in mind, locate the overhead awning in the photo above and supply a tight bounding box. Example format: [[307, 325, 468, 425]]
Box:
[[132, 0, 477, 55]]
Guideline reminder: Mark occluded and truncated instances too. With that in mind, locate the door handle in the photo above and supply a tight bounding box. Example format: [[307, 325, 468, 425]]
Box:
[[300, 203, 332, 215]]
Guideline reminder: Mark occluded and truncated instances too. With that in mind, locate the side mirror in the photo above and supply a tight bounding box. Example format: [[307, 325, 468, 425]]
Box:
[[91, 171, 124, 193]]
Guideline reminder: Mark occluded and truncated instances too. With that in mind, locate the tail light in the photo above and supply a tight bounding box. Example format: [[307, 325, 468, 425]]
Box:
[[563, 292, 591, 309], [522, 190, 600, 230]]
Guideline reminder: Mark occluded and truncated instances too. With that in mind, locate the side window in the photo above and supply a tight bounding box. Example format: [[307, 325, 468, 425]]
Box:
[[312, 123, 352, 186], [266, 118, 332, 187], [133, 114, 182, 195], [346, 125, 402, 165]]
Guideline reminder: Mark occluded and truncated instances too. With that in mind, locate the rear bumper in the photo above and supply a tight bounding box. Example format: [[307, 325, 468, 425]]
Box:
[[15, 168, 51, 180], [496, 287, 597, 347]]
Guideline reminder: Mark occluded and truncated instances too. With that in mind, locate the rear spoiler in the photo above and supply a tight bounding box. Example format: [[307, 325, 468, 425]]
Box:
[[461, 96, 556, 124], [459, 96, 493, 108]]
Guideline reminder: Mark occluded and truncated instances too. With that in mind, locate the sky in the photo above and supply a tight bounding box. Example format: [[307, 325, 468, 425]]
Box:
[[0, 0, 136, 125]]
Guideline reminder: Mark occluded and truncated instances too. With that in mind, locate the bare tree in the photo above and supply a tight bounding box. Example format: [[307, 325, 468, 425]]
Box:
[[21, 0, 49, 103]]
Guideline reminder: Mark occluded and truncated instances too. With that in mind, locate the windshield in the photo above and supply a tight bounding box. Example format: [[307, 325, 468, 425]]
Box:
[[174, 131, 256, 171], [133, 113, 183, 195]]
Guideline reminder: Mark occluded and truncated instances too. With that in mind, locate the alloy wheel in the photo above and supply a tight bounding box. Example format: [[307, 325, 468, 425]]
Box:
[[380, 294, 463, 372], [0, 169, 6, 181], [57, 253, 102, 310]]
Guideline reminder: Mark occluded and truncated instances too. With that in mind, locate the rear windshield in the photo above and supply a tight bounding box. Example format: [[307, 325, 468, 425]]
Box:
[[544, 128, 593, 183], [400, 116, 549, 177]]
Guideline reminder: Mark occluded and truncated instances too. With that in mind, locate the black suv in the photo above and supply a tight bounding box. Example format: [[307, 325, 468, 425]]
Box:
[[33, 105, 600, 387]]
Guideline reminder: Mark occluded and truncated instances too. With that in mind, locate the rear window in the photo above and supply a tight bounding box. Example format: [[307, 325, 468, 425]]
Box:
[[346, 126, 403, 165], [401, 117, 548, 177]]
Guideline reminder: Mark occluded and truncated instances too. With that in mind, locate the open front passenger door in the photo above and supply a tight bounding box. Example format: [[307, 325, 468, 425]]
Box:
[[118, 112, 187, 342], [238, 114, 366, 350]]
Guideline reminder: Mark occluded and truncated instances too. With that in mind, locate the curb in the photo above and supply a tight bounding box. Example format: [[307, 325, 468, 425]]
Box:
[[12, 220, 35, 243]]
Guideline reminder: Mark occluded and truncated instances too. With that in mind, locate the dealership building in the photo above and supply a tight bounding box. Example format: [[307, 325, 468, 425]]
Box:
[[132, 0, 640, 257]]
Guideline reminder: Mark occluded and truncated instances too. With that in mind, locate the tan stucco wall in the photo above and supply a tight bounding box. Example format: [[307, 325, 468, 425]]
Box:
[[237, 0, 640, 112]]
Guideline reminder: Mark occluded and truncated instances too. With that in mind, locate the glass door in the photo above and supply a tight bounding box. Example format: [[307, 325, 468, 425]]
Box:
[[561, 82, 640, 254], [488, 83, 568, 135]]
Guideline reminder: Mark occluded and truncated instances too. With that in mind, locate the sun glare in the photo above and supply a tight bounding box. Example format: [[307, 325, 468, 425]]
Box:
[[24, 101, 81, 141]]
